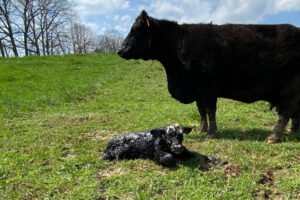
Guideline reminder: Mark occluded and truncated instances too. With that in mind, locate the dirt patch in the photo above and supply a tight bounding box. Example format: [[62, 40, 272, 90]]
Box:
[[129, 160, 169, 175], [98, 167, 124, 179], [255, 190, 271, 199], [258, 170, 275, 185], [64, 154, 76, 159], [93, 131, 119, 140], [225, 163, 242, 178], [293, 155, 300, 163]]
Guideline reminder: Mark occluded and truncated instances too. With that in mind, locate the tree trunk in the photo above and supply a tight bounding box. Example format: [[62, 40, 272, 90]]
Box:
[[0, 39, 5, 57], [31, 15, 40, 55]]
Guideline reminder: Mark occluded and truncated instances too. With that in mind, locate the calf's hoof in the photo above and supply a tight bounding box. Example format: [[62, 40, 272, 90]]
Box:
[[266, 134, 282, 144], [160, 154, 176, 166]]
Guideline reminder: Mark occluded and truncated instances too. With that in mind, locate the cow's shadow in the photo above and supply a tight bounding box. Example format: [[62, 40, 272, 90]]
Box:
[[188, 128, 300, 142]]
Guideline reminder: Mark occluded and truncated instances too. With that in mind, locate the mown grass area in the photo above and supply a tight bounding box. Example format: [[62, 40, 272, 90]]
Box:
[[0, 53, 300, 199]]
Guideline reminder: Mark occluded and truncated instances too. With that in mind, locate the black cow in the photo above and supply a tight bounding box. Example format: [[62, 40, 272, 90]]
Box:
[[118, 10, 300, 143], [101, 123, 221, 166]]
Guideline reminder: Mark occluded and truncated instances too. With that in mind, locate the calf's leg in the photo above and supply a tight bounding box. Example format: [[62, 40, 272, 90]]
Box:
[[160, 153, 176, 166], [175, 147, 223, 166]]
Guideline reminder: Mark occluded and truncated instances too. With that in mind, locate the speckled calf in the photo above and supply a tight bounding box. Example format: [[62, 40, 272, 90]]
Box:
[[101, 123, 222, 166]]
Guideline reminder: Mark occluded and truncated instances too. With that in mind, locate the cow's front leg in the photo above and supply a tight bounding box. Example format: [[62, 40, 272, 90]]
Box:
[[206, 108, 217, 138], [196, 101, 208, 132], [202, 97, 217, 138], [266, 114, 289, 143]]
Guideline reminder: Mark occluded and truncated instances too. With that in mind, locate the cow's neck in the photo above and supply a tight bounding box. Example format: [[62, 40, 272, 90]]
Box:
[[151, 21, 195, 103], [153, 20, 185, 76]]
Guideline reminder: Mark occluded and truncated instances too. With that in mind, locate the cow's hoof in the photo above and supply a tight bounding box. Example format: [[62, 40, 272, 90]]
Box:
[[199, 124, 208, 133], [266, 134, 281, 144], [205, 132, 216, 139]]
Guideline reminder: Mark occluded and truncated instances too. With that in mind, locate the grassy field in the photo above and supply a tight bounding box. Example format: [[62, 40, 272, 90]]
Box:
[[0, 53, 300, 199]]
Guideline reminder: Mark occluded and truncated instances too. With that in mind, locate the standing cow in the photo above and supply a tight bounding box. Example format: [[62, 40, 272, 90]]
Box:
[[118, 10, 300, 143]]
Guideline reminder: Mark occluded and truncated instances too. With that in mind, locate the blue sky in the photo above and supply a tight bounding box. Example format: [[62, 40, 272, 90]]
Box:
[[73, 0, 300, 36]]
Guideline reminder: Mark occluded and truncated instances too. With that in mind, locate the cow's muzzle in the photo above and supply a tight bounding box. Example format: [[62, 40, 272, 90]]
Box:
[[117, 46, 130, 59]]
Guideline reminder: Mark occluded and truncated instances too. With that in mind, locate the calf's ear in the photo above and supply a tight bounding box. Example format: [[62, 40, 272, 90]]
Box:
[[183, 127, 192, 134]]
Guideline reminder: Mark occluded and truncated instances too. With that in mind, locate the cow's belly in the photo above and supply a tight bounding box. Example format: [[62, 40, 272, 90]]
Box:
[[168, 83, 196, 104]]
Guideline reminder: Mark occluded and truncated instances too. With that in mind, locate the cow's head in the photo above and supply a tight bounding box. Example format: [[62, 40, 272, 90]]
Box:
[[152, 123, 192, 154], [118, 10, 155, 60]]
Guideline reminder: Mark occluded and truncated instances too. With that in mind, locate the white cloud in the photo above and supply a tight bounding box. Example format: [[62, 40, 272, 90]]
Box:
[[121, 15, 131, 21], [148, 0, 216, 23], [86, 22, 101, 31], [274, 0, 300, 11], [114, 15, 120, 21], [74, 0, 130, 16], [115, 25, 127, 32], [74, 0, 300, 34]]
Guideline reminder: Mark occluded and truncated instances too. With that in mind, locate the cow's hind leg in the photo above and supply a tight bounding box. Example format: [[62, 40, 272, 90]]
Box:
[[291, 105, 300, 132], [196, 101, 208, 133], [291, 113, 300, 133], [266, 99, 297, 143], [266, 114, 290, 143]]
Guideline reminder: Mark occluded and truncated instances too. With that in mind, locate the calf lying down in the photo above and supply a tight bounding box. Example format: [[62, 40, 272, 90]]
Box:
[[101, 123, 221, 166]]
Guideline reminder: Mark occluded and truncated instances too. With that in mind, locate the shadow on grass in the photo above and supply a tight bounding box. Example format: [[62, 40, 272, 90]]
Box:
[[188, 128, 300, 142], [167, 156, 222, 172]]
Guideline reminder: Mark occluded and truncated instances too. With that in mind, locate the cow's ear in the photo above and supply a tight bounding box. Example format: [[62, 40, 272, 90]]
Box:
[[150, 128, 165, 136], [141, 10, 150, 27], [183, 127, 192, 134]]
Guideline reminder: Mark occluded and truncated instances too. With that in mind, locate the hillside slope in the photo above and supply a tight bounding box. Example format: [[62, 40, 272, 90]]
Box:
[[0, 53, 300, 199]]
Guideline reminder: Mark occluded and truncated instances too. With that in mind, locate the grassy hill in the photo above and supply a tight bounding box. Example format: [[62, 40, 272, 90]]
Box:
[[0, 53, 300, 199]]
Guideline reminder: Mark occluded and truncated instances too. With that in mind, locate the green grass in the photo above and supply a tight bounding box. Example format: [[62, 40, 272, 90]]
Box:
[[1, 53, 300, 199]]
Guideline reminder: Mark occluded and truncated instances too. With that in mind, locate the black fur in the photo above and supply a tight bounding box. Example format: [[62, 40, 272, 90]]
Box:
[[118, 10, 300, 143]]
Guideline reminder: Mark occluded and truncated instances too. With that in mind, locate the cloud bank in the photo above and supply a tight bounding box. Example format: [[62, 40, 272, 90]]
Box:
[[74, 0, 300, 34]]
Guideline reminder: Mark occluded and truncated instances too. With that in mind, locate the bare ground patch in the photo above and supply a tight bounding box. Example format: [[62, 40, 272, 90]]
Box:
[[93, 130, 119, 140], [225, 163, 242, 178], [97, 167, 124, 180]]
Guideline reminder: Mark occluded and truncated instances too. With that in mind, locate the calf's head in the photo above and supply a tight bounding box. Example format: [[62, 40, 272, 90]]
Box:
[[118, 10, 155, 60], [152, 123, 192, 154]]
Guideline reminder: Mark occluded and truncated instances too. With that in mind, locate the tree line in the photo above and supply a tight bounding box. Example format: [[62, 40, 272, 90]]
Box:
[[0, 0, 124, 57]]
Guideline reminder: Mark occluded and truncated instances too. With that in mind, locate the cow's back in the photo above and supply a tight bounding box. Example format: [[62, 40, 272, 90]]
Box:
[[180, 23, 300, 103]]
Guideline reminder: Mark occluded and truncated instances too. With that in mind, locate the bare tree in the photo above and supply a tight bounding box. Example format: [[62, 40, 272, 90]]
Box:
[[14, 0, 35, 56], [35, 0, 72, 55], [95, 30, 123, 53], [70, 22, 95, 54], [0, 0, 19, 56]]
